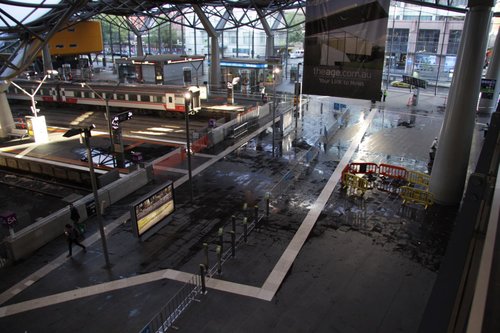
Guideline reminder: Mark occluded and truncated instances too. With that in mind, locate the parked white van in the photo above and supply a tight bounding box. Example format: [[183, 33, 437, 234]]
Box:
[[290, 49, 304, 58]]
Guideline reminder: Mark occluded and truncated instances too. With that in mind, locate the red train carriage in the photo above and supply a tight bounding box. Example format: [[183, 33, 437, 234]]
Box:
[[6, 79, 200, 114]]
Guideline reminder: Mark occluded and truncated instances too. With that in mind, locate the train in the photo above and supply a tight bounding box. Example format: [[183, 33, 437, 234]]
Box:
[[6, 79, 202, 114]]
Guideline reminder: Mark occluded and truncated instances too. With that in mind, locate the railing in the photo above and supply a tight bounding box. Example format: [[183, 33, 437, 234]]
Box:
[[139, 275, 202, 333]]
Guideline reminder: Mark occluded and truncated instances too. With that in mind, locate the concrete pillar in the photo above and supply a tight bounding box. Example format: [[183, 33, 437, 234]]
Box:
[[0, 85, 15, 138], [210, 36, 220, 88], [478, 26, 500, 115], [430, 0, 494, 205], [42, 44, 53, 72]]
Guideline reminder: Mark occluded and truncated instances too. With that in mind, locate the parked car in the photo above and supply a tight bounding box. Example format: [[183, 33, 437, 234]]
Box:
[[390, 80, 410, 88], [290, 49, 304, 58]]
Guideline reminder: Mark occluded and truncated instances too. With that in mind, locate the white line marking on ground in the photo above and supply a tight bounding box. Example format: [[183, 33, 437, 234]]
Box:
[[260, 108, 376, 301], [0, 111, 375, 315]]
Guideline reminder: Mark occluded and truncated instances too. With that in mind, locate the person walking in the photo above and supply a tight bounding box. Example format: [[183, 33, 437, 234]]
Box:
[[429, 137, 438, 161], [64, 223, 86, 257], [383, 89, 387, 102], [69, 203, 85, 234]]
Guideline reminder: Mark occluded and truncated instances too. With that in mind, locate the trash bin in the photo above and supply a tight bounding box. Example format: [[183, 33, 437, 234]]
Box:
[[290, 66, 297, 82], [132, 152, 143, 163]]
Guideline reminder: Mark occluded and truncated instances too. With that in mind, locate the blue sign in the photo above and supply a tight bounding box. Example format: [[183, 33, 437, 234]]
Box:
[[220, 61, 268, 69]]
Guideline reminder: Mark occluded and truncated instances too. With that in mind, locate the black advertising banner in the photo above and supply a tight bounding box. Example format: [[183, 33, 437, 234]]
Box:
[[303, 0, 390, 100]]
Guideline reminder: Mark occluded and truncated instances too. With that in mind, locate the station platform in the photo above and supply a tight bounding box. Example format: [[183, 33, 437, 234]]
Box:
[[0, 74, 492, 332]]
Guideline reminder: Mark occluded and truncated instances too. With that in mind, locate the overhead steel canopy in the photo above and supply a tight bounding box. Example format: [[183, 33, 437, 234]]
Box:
[[0, 0, 475, 80]]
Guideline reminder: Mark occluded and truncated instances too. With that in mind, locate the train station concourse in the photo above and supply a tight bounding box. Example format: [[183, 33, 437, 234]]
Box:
[[1, 1, 500, 333]]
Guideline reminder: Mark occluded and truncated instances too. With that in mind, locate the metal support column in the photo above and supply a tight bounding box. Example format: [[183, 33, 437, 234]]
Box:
[[193, 4, 220, 88]]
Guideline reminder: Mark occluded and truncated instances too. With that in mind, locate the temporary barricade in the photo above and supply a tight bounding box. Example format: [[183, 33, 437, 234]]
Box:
[[340, 162, 433, 202], [377, 177, 407, 195], [342, 172, 369, 196], [342, 162, 378, 188], [406, 170, 430, 190], [400, 186, 434, 209], [347, 162, 379, 175], [379, 163, 408, 179], [341, 164, 351, 185]]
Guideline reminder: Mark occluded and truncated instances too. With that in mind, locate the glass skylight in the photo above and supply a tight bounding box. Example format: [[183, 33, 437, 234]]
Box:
[[0, 0, 61, 27]]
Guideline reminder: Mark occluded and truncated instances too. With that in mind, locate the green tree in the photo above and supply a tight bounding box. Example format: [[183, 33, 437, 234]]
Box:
[[285, 12, 305, 45]]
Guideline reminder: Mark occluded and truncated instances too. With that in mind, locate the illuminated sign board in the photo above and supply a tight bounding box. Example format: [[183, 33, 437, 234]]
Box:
[[480, 79, 496, 93], [402, 75, 427, 89], [220, 61, 268, 69], [130, 182, 175, 238]]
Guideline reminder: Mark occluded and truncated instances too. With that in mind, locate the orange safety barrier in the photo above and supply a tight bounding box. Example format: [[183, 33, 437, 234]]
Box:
[[379, 163, 408, 179], [347, 162, 379, 175]]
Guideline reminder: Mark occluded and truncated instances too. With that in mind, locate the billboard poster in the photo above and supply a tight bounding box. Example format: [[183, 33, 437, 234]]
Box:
[[131, 181, 175, 237], [303, 0, 390, 100], [480, 79, 496, 99]]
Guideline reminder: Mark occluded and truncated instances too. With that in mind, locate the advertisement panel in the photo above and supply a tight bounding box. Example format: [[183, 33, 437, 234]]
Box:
[[303, 0, 390, 100], [480, 79, 496, 99], [131, 181, 175, 237]]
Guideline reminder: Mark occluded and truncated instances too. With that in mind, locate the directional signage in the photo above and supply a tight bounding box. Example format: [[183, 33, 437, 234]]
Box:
[[402, 75, 427, 89]]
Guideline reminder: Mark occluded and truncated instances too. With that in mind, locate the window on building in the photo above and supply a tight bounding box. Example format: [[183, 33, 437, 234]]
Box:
[[416, 29, 440, 53], [387, 28, 409, 53], [447, 30, 462, 55]]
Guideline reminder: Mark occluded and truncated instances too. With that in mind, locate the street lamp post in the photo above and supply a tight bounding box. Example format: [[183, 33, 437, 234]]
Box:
[[272, 67, 280, 157], [64, 125, 111, 268], [184, 91, 194, 202], [81, 82, 117, 168], [9, 70, 58, 143], [9, 70, 58, 118]]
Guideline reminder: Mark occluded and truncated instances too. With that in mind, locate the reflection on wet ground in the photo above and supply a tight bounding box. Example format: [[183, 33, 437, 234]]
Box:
[[170, 94, 455, 274]]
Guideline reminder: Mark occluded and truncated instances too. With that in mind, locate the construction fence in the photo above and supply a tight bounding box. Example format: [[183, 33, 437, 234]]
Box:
[[341, 162, 434, 209]]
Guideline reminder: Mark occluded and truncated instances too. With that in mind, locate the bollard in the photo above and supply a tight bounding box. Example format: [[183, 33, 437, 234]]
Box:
[[203, 242, 209, 268], [216, 245, 222, 275], [243, 217, 248, 243], [231, 215, 236, 233], [254, 205, 259, 226], [230, 231, 235, 258], [265, 192, 270, 220], [218, 227, 224, 254], [199, 264, 207, 294]]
